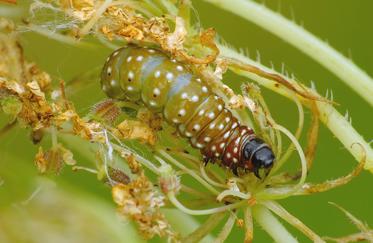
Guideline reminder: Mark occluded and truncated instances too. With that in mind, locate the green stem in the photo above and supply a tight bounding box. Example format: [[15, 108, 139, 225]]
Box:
[[263, 201, 325, 243], [176, 211, 224, 243], [167, 192, 245, 215], [204, 0, 373, 106], [218, 44, 373, 172], [252, 204, 298, 243]]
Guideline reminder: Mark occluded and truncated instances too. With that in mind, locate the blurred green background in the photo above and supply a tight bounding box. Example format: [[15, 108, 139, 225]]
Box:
[[0, 0, 372, 242]]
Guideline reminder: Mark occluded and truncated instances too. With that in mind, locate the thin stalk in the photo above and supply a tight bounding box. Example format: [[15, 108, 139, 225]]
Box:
[[219, 44, 373, 171], [263, 201, 325, 243], [204, 0, 373, 106], [214, 213, 236, 243], [244, 207, 254, 243], [80, 0, 113, 37], [167, 192, 245, 215], [180, 212, 225, 243], [252, 204, 298, 243]]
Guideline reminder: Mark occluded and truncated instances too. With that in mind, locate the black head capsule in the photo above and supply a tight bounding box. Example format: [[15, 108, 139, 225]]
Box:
[[242, 138, 275, 179]]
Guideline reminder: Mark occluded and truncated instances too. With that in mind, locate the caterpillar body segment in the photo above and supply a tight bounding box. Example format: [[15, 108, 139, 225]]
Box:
[[101, 46, 275, 178]]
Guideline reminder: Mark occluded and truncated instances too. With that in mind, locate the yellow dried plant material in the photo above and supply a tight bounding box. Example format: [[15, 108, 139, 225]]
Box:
[[114, 120, 156, 145], [25, 63, 52, 92], [59, 0, 95, 21], [34, 144, 76, 174], [165, 17, 187, 52], [34, 146, 49, 173], [136, 107, 163, 131], [112, 175, 177, 241], [119, 150, 142, 174]]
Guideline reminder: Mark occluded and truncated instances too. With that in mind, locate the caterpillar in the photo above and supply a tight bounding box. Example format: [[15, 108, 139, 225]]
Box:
[[100, 46, 275, 178]]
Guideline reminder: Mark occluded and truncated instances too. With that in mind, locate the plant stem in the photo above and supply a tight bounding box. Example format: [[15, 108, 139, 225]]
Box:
[[175, 211, 224, 243], [167, 192, 245, 215], [252, 204, 298, 243], [214, 213, 236, 243], [218, 44, 373, 172], [263, 201, 325, 243], [203, 0, 373, 106]]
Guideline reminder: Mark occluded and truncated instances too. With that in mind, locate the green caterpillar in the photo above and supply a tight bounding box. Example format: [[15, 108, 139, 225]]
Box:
[[101, 46, 275, 178]]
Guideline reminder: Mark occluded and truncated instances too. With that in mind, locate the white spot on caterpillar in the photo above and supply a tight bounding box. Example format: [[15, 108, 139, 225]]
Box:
[[171, 59, 177, 63], [223, 131, 230, 139], [110, 79, 116, 86], [241, 130, 247, 135], [196, 143, 204, 148], [107, 67, 112, 75], [172, 118, 179, 123], [127, 56, 132, 62], [153, 88, 160, 96], [127, 86, 134, 91], [208, 112, 215, 119], [215, 152, 220, 157], [198, 109, 205, 116], [233, 147, 238, 153], [181, 92, 188, 99], [225, 117, 230, 123], [148, 49, 155, 53], [178, 109, 186, 116], [209, 123, 215, 129], [204, 137, 211, 143], [176, 65, 183, 71], [193, 124, 201, 131], [185, 132, 192, 137], [149, 100, 157, 106], [196, 78, 201, 83], [233, 158, 238, 163], [102, 85, 108, 91], [227, 153, 231, 159], [113, 51, 119, 56], [232, 122, 238, 129], [136, 56, 143, 61], [202, 86, 208, 93], [154, 70, 161, 78], [211, 145, 216, 151], [219, 143, 225, 149], [218, 123, 224, 130], [128, 71, 134, 79], [191, 95, 199, 102], [166, 72, 174, 81], [218, 104, 223, 111]]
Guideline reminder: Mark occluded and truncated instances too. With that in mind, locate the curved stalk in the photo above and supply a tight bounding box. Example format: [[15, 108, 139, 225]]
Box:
[[167, 193, 245, 215], [204, 0, 373, 106]]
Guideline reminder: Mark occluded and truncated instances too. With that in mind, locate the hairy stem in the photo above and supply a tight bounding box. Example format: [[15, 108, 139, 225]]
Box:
[[204, 0, 373, 106]]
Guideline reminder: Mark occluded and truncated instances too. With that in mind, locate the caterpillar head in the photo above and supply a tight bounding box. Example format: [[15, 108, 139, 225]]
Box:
[[242, 138, 275, 179]]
